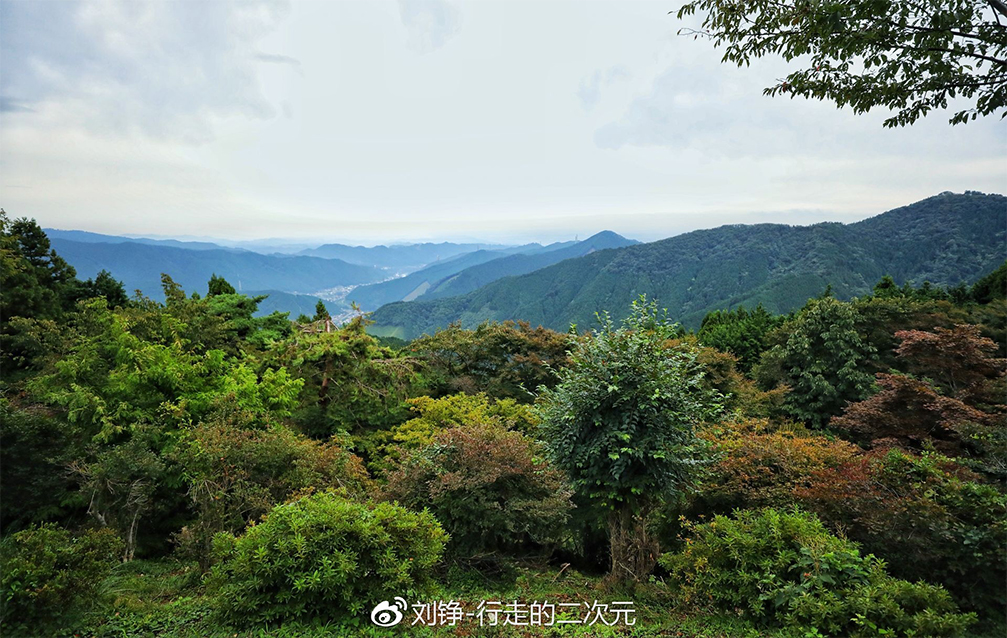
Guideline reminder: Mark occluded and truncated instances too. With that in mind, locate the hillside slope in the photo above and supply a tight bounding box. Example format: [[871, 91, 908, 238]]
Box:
[[52, 239, 385, 300], [368, 192, 1007, 339], [347, 231, 636, 311], [417, 230, 639, 301], [346, 249, 513, 310]]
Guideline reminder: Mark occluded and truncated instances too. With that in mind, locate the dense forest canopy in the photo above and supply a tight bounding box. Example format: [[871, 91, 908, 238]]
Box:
[[1, 212, 1005, 636]]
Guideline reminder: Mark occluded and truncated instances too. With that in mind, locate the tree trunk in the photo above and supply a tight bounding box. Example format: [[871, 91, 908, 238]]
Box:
[[607, 507, 659, 584], [125, 508, 140, 562]]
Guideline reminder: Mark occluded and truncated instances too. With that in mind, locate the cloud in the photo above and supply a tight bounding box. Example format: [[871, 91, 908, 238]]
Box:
[[397, 0, 462, 54], [255, 52, 301, 67], [0, 0, 293, 143], [0, 96, 34, 113], [592, 62, 1004, 162], [576, 65, 631, 111]]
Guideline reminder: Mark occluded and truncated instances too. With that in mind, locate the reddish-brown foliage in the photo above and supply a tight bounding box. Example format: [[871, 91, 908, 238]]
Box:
[[895, 324, 1005, 401], [692, 418, 860, 513], [831, 373, 990, 452]]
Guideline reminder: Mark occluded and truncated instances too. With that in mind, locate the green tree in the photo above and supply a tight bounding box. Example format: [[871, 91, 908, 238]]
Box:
[[275, 316, 418, 436], [538, 298, 721, 582], [677, 0, 1007, 126], [313, 299, 330, 322], [0, 212, 79, 323], [970, 260, 1007, 303], [0, 400, 82, 533], [409, 321, 572, 401], [697, 304, 781, 371], [756, 297, 877, 427], [1, 213, 83, 377], [206, 273, 237, 296], [24, 296, 303, 557]]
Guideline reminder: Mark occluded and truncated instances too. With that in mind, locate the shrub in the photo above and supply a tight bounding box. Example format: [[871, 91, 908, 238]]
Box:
[[660, 509, 975, 637], [208, 491, 446, 624], [408, 320, 572, 401], [692, 418, 860, 513], [364, 392, 539, 475], [383, 424, 572, 559], [797, 449, 1007, 616], [174, 413, 371, 570], [1, 524, 123, 630]]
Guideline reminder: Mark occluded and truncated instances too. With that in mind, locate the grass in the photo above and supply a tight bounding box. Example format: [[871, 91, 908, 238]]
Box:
[[17, 559, 1002, 638], [18, 559, 791, 638]]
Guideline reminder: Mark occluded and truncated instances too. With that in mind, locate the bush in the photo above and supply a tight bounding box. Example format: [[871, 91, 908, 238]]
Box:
[[1, 524, 123, 629], [797, 449, 1007, 616], [408, 320, 572, 401], [383, 424, 572, 559], [208, 491, 446, 624], [174, 414, 372, 570], [363, 392, 539, 474], [660, 509, 975, 637], [692, 418, 860, 514]]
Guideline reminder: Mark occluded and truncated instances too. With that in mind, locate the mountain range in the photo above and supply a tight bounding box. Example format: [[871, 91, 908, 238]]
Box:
[[367, 192, 1007, 339], [297, 241, 509, 272], [48, 239, 386, 300], [346, 231, 638, 311]]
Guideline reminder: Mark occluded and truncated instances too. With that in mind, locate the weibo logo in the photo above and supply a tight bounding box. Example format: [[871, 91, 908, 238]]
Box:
[[371, 597, 408, 627]]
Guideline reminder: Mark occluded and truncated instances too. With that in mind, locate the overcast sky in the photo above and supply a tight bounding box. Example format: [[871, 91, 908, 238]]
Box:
[[1, 0, 1005, 245]]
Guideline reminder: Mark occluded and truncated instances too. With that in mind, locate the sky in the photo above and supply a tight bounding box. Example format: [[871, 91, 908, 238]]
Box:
[[1, 0, 1005, 245]]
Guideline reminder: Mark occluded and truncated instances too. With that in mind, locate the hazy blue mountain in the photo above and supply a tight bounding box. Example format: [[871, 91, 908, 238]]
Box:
[[44, 229, 242, 252], [246, 290, 329, 318], [368, 192, 1007, 340], [51, 239, 385, 301], [346, 249, 513, 310], [417, 230, 639, 301], [345, 232, 635, 311], [297, 241, 510, 272]]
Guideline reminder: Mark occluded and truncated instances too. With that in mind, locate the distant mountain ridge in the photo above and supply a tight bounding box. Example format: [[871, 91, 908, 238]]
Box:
[[368, 192, 1007, 340], [416, 230, 639, 301], [298, 241, 510, 272], [44, 229, 245, 252], [50, 239, 385, 301], [346, 231, 637, 311]]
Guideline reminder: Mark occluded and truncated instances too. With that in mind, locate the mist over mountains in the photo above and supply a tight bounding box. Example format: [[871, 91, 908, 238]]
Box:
[[43, 192, 1004, 330]]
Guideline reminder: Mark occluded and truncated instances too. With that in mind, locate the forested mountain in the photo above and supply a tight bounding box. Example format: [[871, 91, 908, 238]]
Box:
[[51, 238, 385, 300], [369, 192, 1006, 339], [416, 230, 639, 301], [346, 231, 636, 310]]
